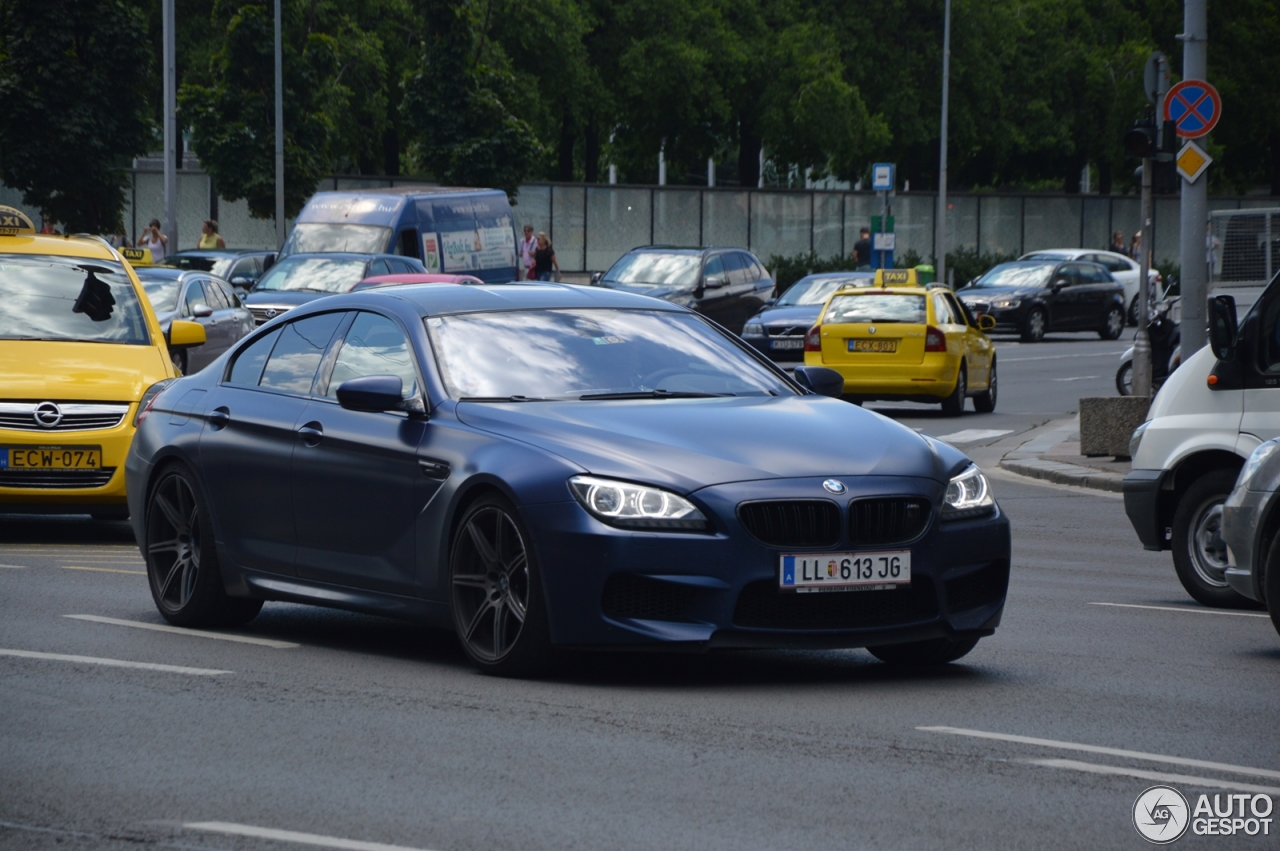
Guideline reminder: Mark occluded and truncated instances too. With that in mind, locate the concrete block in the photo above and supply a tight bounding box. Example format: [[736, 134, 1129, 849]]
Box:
[[1078, 396, 1151, 458]]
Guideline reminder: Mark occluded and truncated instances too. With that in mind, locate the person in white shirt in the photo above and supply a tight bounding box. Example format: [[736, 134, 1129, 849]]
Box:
[[138, 218, 168, 262], [519, 225, 537, 280]]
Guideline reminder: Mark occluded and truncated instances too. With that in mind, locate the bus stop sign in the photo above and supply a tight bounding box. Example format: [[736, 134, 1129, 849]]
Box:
[[1163, 80, 1221, 139]]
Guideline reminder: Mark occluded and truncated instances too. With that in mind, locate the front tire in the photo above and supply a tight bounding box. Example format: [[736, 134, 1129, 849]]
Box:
[[941, 364, 967, 417], [1020, 307, 1046, 342], [972, 356, 997, 413], [1265, 532, 1280, 637], [1115, 361, 1133, 396], [1170, 470, 1257, 609], [1099, 306, 1125, 340], [868, 635, 980, 665], [145, 463, 262, 627], [450, 493, 553, 676]]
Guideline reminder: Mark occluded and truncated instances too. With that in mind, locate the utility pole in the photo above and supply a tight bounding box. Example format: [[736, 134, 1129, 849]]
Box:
[[162, 0, 177, 250], [1178, 0, 1208, 354], [274, 0, 285, 248], [934, 0, 952, 287], [1134, 159, 1155, 396]]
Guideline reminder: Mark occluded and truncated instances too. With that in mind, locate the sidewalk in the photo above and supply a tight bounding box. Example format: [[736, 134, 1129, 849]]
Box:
[[995, 416, 1130, 493]]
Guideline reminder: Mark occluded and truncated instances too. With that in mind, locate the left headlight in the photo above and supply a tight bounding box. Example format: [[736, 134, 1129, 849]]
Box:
[[993, 298, 1021, 309], [1238, 439, 1280, 491], [569, 475, 708, 530], [742, 322, 765, 337], [942, 465, 995, 519], [134, 379, 175, 426]]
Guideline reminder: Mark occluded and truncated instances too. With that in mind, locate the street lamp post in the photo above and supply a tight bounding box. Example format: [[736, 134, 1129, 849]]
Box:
[[162, 0, 176, 249], [935, 0, 952, 287], [274, 0, 285, 249]]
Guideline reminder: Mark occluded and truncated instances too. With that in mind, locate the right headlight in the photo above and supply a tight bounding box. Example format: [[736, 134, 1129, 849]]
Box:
[[742, 322, 765, 337], [942, 465, 995, 519], [1128, 421, 1150, 460], [569, 475, 708, 530], [1238, 439, 1280, 491]]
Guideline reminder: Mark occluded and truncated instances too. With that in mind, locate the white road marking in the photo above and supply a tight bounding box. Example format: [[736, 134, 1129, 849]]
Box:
[[919, 726, 1280, 781], [184, 822, 434, 851], [0, 564, 28, 569], [1025, 759, 1280, 795], [0, 648, 231, 676], [1051, 375, 1099, 382], [933, 428, 1014, 444], [1090, 601, 1269, 619], [1002, 350, 1126, 363], [64, 614, 299, 649], [62, 565, 145, 575]]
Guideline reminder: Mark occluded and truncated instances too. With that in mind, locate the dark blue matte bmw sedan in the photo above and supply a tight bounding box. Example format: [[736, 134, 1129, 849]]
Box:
[[125, 283, 1011, 676]]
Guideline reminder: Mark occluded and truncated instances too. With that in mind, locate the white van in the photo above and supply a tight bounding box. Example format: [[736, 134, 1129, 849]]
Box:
[[1124, 271, 1280, 608]]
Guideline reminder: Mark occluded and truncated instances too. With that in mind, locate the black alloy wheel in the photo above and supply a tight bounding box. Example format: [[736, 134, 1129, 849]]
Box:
[[1265, 533, 1280, 638], [1099, 306, 1125, 340], [145, 464, 262, 627], [1170, 470, 1260, 609], [868, 634, 980, 665], [1020, 307, 1047, 342], [450, 494, 552, 676], [941, 364, 967, 417], [973, 356, 997, 413]]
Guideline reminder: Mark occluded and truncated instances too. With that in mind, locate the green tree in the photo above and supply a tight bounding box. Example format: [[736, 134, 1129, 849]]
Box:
[[0, 0, 155, 233]]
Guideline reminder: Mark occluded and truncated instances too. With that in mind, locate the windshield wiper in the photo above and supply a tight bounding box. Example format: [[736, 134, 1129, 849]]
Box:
[[579, 389, 732, 400], [456, 395, 551, 402]]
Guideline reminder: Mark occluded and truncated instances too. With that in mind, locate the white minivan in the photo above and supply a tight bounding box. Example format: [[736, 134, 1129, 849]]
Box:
[[1124, 272, 1280, 608]]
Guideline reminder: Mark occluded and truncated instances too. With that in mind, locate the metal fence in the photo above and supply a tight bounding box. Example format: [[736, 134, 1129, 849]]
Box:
[[1211, 208, 1280, 287], [3, 170, 1277, 275]]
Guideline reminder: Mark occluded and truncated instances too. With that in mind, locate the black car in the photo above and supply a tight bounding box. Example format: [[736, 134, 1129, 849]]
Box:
[[243, 252, 427, 325], [741, 272, 875, 361], [161, 249, 277, 292], [956, 260, 1126, 342], [591, 246, 774, 334]]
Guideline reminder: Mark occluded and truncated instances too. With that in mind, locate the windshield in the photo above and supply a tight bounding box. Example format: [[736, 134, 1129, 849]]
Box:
[[161, 254, 231, 277], [778, 277, 867, 306], [824, 294, 926, 324], [427, 308, 793, 400], [1020, 252, 1072, 262], [136, 273, 182, 313], [601, 253, 702, 287], [0, 255, 150, 344], [282, 223, 391, 255], [970, 263, 1055, 289], [254, 257, 368, 293]]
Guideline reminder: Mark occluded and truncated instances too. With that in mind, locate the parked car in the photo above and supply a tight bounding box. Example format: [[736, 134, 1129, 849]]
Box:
[[160, 249, 277, 292], [355, 272, 485, 291], [741, 272, 875, 361], [134, 268, 256, 374], [591, 246, 774, 334], [1220, 438, 1280, 634], [125, 282, 1010, 676], [243, 253, 427, 325], [1019, 248, 1162, 326], [956, 260, 1126, 342]]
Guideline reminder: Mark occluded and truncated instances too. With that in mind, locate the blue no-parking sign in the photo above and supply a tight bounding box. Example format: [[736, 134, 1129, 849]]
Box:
[[1163, 80, 1221, 139]]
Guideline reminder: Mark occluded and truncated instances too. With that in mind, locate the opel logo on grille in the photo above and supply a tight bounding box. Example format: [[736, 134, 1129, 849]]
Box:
[[822, 479, 846, 495], [34, 401, 63, 428]]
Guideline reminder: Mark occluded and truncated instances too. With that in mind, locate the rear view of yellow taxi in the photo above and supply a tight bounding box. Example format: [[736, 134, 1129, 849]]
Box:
[[803, 269, 998, 416], [0, 206, 204, 518]]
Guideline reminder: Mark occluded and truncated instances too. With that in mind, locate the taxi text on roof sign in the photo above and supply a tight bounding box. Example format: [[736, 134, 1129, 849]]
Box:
[[874, 268, 917, 287], [120, 247, 154, 266], [0, 205, 36, 236]]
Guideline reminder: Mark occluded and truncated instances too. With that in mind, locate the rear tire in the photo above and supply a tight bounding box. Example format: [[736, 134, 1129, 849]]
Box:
[[1099, 306, 1125, 340], [1020, 307, 1047, 342], [972, 357, 997, 413], [1115, 361, 1133, 396], [1266, 532, 1280, 638], [868, 635, 980, 665], [1170, 469, 1259, 609], [941, 364, 966, 417]]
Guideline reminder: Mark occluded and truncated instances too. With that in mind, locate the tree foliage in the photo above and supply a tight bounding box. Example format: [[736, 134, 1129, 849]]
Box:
[[0, 0, 155, 232]]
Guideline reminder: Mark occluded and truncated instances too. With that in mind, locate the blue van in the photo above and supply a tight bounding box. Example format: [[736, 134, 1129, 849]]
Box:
[[280, 187, 519, 283]]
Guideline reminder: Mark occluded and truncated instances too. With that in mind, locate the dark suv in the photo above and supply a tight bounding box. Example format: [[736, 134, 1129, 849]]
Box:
[[591, 246, 774, 333], [956, 260, 1126, 342]]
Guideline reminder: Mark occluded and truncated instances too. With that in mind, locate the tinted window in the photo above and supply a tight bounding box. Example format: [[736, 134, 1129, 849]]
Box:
[[944, 293, 970, 326], [601, 252, 703, 286], [702, 254, 725, 282], [747, 255, 766, 280], [230, 257, 257, 280], [204, 280, 230, 310], [258, 312, 344, 394], [1082, 264, 1110, 283], [1097, 253, 1132, 273], [932, 294, 955, 324], [211, 279, 239, 308], [183, 281, 207, 315], [226, 328, 282, 386], [0, 255, 150, 344], [367, 259, 391, 278], [325, 313, 418, 400], [971, 263, 1055, 289], [281, 223, 392, 255], [723, 253, 749, 285], [824, 294, 926, 324]]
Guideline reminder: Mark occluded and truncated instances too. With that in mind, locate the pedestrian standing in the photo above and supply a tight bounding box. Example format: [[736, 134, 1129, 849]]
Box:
[[1109, 231, 1127, 254], [519, 225, 537, 280], [39, 214, 57, 234], [199, 219, 227, 249], [1128, 231, 1143, 263], [138, 219, 168, 262], [852, 227, 872, 269], [1206, 221, 1221, 278], [533, 232, 560, 282]]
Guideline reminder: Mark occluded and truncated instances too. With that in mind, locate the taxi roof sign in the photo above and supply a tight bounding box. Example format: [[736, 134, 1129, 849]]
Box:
[[0, 205, 36, 236], [120, 246, 154, 266], [874, 268, 918, 287]]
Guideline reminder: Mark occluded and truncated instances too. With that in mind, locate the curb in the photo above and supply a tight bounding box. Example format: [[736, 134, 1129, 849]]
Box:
[[999, 457, 1126, 493]]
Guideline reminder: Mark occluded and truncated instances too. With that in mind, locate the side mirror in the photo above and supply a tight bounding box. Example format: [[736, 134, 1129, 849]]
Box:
[[793, 366, 845, 398], [1208, 295, 1238, 361], [590, 272, 602, 285], [978, 314, 996, 332], [705, 275, 727, 289], [167, 319, 207, 348], [764, 297, 777, 307], [191, 303, 213, 318], [230, 275, 250, 287], [336, 374, 405, 412], [1052, 278, 1070, 291]]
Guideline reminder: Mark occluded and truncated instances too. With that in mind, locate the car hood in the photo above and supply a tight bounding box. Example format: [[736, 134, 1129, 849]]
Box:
[[243, 289, 337, 307], [956, 286, 1038, 300], [750, 305, 823, 326], [0, 341, 170, 402], [455, 395, 964, 492]]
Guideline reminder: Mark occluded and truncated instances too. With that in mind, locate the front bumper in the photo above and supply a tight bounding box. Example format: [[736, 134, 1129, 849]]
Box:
[[1221, 485, 1266, 602], [1123, 469, 1167, 551], [523, 475, 1012, 650], [0, 420, 136, 511]]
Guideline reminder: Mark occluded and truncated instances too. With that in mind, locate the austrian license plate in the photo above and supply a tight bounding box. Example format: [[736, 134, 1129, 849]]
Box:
[[849, 338, 898, 353], [780, 551, 911, 592], [1, 447, 102, 470], [771, 339, 803, 350]]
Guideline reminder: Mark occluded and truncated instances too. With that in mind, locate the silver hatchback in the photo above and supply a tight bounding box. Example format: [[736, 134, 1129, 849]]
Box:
[[1219, 438, 1280, 637]]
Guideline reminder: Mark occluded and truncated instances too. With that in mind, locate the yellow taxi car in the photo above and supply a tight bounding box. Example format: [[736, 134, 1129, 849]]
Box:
[[0, 206, 205, 518], [803, 268, 997, 416]]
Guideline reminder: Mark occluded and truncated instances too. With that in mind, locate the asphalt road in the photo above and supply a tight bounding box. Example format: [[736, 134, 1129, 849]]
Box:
[[3, 332, 1277, 851]]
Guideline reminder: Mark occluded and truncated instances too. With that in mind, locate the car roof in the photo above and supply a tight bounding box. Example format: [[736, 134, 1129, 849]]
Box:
[[360, 274, 484, 286], [627, 246, 756, 255], [275, 252, 386, 262], [134, 267, 188, 281], [831, 286, 932, 297], [799, 272, 875, 283], [357, 281, 687, 316], [0, 233, 119, 261]]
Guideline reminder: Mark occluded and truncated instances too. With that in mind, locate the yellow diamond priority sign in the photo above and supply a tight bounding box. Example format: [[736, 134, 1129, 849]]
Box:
[[1176, 141, 1212, 183]]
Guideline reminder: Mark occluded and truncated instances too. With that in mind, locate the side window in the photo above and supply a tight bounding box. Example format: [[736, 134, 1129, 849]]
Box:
[[724, 252, 749, 286], [183, 281, 207, 315], [932, 293, 955, 324], [205, 280, 230, 309], [391, 259, 414, 274], [324, 312, 419, 400], [702, 254, 725, 283], [1088, 265, 1112, 283], [398, 229, 419, 258], [1099, 254, 1129, 273], [1256, 290, 1280, 375], [1058, 264, 1082, 285], [226, 328, 282, 386], [258, 312, 345, 395], [750, 255, 767, 280], [367, 259, 391, 278], [214, 279, 241, 308], [944, 293, 969, 326]]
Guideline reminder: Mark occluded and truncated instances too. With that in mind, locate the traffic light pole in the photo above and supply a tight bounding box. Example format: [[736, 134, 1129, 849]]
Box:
[[1178, 0, 1208, 354], [1134, 159, 1154, 397]]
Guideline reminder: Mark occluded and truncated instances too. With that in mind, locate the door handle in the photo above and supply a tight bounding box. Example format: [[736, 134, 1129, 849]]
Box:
[[208, 407, 230, 429], [297, 422, 323, 446]]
